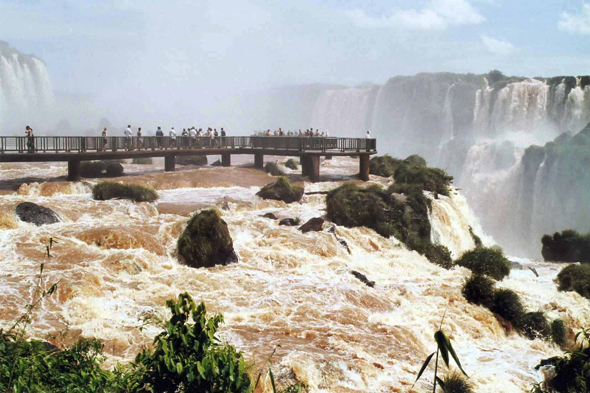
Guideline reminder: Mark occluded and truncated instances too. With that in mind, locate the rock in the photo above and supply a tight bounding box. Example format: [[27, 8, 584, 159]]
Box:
[[177, 155, 208, 166], [211, 159, 222, 166], [262, 213, 278, 220], [299, 217, 324, 233], [256, 176, 304, 204], [15, 202, 60, 226], [177, 209, 238, 268], [279, 218, 298, 226], [339, 239, 352, 254], [351, 271, 375, 288]]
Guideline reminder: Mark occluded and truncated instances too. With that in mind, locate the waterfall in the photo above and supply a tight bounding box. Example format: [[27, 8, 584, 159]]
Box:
[[0, 42, 54, 130]]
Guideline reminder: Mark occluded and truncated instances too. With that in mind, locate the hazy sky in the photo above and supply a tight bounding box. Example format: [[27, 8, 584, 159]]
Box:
[[2, 0, 590, 126]]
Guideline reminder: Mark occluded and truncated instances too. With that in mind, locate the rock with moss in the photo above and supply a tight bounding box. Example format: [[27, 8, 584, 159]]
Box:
[[104, 160, 124, 177], [556, 264, 590, 298], [177, 155, 207, 166], [80, 161, 106, 177], [542, 230, 590, 263], [92, 182, 158, 202], [285, 158, 298, 170], [15, 202, 60, 226], [256, 177, 304, 203], [456, 247, 511, 280], [492, 289, 525, 325], [299, 217, 324, 233], [177, 209, 238, 268], [264, 162, 285, 176]]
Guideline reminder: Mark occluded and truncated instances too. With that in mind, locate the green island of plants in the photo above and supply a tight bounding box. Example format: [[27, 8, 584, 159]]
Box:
[[92, 182, 158, 202], [542, 229, 590, 263], [326, 182, 452, 268], [285, 158, 298, 170], [456, 246, 512, 281], [264, 162, 285, 176], [556, 263, 590, 299], [256, 176, 304, 204], [369, 154, 454, 196]]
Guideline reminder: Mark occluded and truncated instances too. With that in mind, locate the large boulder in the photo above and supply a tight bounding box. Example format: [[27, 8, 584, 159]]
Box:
[[177, 155, 208, 166], [279, 218, 299, 226], [257, 176, 304, 204], [177, 209, 238, 268], [15, 202, 60, 226], [299, 217, 324, 233]]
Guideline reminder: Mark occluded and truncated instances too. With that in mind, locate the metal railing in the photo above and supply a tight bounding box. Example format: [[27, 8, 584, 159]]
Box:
[[0, 136, 377, 154]]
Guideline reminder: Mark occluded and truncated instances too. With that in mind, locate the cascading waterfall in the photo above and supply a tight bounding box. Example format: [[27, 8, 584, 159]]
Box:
[[0, 42, 55, 130]]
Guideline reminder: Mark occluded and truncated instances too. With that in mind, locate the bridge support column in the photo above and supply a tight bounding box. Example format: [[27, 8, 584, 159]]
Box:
[[254, 153, 264, 169], [222, 153, 231, 167], [165, 155, 175, 172], [308, 156, 320, 182], [67, 159, 80, 181], [301, 156, 310, 176], [359, 155, 369, 181]]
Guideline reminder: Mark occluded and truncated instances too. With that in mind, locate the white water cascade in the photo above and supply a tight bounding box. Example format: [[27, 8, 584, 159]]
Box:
[[0, 42, 55, 131]]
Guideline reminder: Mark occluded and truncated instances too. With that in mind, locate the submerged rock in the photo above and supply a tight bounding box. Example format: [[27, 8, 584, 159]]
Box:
[[177, 155, 208, 166], [279, 218, 298, 226], [351, 271, 375, 288], [262, 212, 278, 220], [211, 159, 222, 166], [299, 217, 324, 233], [257, 176, 304, 203], [15, 202, 60, 226], [177, 209, 238, 268]]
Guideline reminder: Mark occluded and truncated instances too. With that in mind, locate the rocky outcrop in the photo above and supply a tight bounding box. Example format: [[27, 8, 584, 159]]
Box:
[[262, 213, 278, 220], [177, 209, 238, 268], [177, 155, 208, 166], [299, 217, 324, 233], [257, 177, 304, 204], [351, 271, 375, 288], [15, 202, 60, 226], [279, 218, 299, 226]]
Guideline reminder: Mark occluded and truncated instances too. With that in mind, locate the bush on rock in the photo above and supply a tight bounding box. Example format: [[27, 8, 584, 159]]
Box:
[[92, 182, 158, 202], [491, 289, 525, 325], [456, 247, 511, 281], [521, 311, 551, 340], [256, 176, 304, 203], [542, 230, 590, 263], [462, 274, 496, 308], [264, 162, 284, 176], [556, 264, 590, 298], [285, 158, 298, 170], [177, 209, 238, 268]]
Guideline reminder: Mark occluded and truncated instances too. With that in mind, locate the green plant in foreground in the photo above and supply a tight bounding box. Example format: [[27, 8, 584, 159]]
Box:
[[413, 311, 468, 392]]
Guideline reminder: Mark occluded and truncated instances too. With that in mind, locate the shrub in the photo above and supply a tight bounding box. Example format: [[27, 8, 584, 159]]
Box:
[[92, 182, 158, 202], [462, 274, 496, 308], [456, 247, 511, 281], [556, 264, 590, 299], [135, 293, 251, 392], [521, 311, 551, 340], [80, 161, 105, 177], [404, 154, 427, 167], [285, 158, 298, 170], [132, 157, 153, 165], [442, 372, 474, 393], [491, 289, 525, 325], [176, 155, 207, 166], [469, 226, 483, 248], [265, 162, 285, 176], [105, 160, 124, 177], [369, 155, 401, 177], [256, 176, 304, 203], [542, 230, 590, 262], [551, 319, 567, 347]]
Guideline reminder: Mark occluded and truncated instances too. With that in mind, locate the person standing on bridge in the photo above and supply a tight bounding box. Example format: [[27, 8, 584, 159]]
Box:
[[365, 129, 371, 139], [156, 127, 164, 148], [137, 127, 143, 150], [25, 126, 35, 153], [102, 127, 108, 151], [124, 125, 132, 150], [189, 127, 197, 148], [169, 127, 177, 148]]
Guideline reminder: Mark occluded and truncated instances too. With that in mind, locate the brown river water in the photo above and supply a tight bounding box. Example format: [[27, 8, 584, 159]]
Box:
[[0, 156, 588, 392]]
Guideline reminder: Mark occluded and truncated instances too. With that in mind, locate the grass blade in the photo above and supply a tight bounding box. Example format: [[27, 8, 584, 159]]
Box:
[[412, 351, 435, 387]]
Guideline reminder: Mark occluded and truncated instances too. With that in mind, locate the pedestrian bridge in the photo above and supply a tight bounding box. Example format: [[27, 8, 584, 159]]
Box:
[[0, 136, 377, 182]]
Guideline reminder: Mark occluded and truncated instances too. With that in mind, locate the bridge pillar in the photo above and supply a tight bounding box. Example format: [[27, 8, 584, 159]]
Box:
[[222, 153, 231, 167], [254, 153, 264, 169], [359, 155, 369, 181], [308, 156, 320, 182], [165, 155, 176, 172], [301, 156, 310, 176], [325, 155, 332, 160], [67, 159, 81, 181]]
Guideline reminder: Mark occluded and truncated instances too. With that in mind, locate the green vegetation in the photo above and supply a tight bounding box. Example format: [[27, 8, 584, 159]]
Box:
[[256, 176, 304, 204], [326, 182, 452, 268], [462, 274, 496, 308], [491, 289, 525, 325], [265, 162, 285, 176], [92, 182, 158, 202], [551, 319, 567, 348], [455, 247, 511, 281], [556, 264, 590, 299], [532, 328, 590, 393], [468, 226, 483, 248], [520, 311, 551, 340], [285, 158, 298, 170], [369, 155, 453, 196], [177, 209, 238, 268], [80, 160, 124, 178], [542, 230, 590, 262], [441, 372, 474, 393], [131, 157, 153, 165]]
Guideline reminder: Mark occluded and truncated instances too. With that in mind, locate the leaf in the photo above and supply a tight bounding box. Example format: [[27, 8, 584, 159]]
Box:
[[442, 332, 468, 376], [436, 376, 445, 390], [412, 352, 435, 386], [269, 368, 277, 393], [434, 331, 450, 367], [176, 362, 183, 375]]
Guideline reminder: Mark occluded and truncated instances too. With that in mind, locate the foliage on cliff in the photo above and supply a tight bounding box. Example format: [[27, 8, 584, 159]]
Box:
[[456, 247, 511, 280], [556, 264, 590, 299], [369, 155, 453, 196], [257, 176, 304, 203], [92, 182, 158, 202], [326, 182, 452, 268], [177, 209, 238, 268], [542, 230, 590, 263]]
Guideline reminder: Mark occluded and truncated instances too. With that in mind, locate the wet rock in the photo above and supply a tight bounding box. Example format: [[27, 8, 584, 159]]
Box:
[[262, 212, 278, 220], [257, 177, 304, 204], [299, 217, 324, 233], [177, 209, 238, 268], [351, 271, 375, 288], [339, 239, 351, 254], [211, 159, 222, 166], [15, 202, 60, 226], [279, 218, 298, 226], [177, 155, 208, 166]]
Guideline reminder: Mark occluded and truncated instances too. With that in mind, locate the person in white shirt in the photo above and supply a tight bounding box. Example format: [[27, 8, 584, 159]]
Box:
[[169, 127, 177, 148], [189, 127, 197, 147], [124, 125, 132, 150], [325, 130, 329, 137], [365, 129, 371, 139]]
